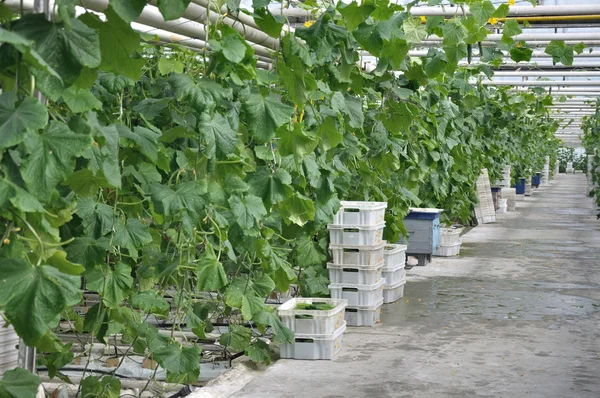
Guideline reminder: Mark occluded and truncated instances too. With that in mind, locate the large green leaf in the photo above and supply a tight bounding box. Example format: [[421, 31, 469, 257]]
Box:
[[294, 235, 326, 267], [0, 179, 44, 213], [13, 15, 101, 100], [134, 98, 170, 121], [117, 125, 161, 163], [0, 94, 47, 149], [470, 0, 495, 25], [278, 192, 316, 226], [0, 259, 82, 345], [243, 93, 294, 142], [545, 40, 574, 66], [81, 376, 120, 398], [337, 1, 375, 31], [153, 343, 201, 376], [228, 194, 267, 232], [219, 325, 252, 351], [157, 0, 192, 21], [110, 0, 146, 23], [113, 219, 152, 260], [296, 11, 349, 63], [169, 74, 231, 112], [0, 368, 40, 398], [80, 7, 144, 80], [61, 85, 102, 113], [197, 244, 228, 291], [75, 197, 116, 238], [403, 17, 427, 44], [65, 237, 110, 269], [248, 167, 292, 209], [86, 262, 134, 308], [150, 181, 206, 217], [21, 121, 93, 201], [198, 112, 238, 159], [252, 8, 285, 38], [253, 309, 294, 343]]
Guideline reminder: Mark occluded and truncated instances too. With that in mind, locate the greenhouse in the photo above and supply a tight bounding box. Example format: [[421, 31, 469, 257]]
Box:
[[0, 0, 599, 396]]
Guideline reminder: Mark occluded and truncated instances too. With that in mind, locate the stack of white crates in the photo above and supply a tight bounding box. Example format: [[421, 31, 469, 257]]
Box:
[[434, 226, 463, 256], [328, 201, 387, 326], [525, 174, 532, 196], [500, 165, 511, 187], [474, 169, 496, 224], [554, 159, 560, 177], [566, 162, 574, 174], [542, 156, 550, 186], [501, 187, 517, 211], [278, 298, 347, 360], [382, 244, 407, 302]]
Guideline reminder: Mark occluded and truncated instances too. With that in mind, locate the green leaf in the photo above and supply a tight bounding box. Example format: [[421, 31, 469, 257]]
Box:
[[337, 1, 375, 31], [319, 117, 343, 151], [510, 46, 533, 63], [157, 0, 192, 21], [81, 376, 120, 398], [216, 27, 248, 64], [492, 4, 510, 18], [502, 19, 522, 39], [295, 11, 349, 63], [158, 58, 184, 75], [248, 167, 292, 209], [86, 263, 133, 308], [243, 93, 294, 142], [545, 40, 574, 66], [219, 325, 252, 351], [278, 192, 316, 226], [80, 7, 144, 81], [442, 20, 467, 45], [229, 194, 267, 232], [424, 49, 447, 78], [153, 343, 201, 375], [61, 85, 102, 113], [131, 290, 170, 315], [134, 98, 170, 120], [245, 339, 271, 364], [168, 74, 231, 112], [252, 8, 285, 38], [254, 309, 294, 343], [344, 95, 364, 129], [47, 250, 85, 275], [574, 42, 585, 55], [0, 259, 82, 345], [470, 1, 495, 25], [117, 125, 161, 163], [113, 219, 152, 260], [65, 237, 110, 269], [21, 121, 93, 201], [197, 244, 228, 291], [198, 112, 238, 159], [0, 93, 48, 149], [0, 368, 40, 398], [110, 0, 146, 23], [13, 15, 101, 100], [443, 42, 468, 67], [0, 179, 44, 213], [75, 197, 116, 238], [294, 235, 326, 267], [403, 17, 427, 44], [150, 181, 206, 217]]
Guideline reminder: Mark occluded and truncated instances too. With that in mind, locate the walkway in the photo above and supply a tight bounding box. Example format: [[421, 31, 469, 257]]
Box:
[[231, 174, 600, 398]]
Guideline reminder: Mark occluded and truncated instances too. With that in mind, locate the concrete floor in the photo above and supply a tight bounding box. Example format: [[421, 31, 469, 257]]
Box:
[[228, 174, 600, 398]]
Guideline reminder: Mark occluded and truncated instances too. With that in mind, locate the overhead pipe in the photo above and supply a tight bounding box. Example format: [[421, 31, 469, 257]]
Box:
[[80, 0, 275, 58], [480, 81, 600, 87], [147, 0, 279, 49], [407, 50, 600, 59], [408, 5, 600, 17], [492, 71, 600, 77]]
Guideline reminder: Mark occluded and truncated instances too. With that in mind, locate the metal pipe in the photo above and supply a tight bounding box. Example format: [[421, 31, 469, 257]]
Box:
[[480, 81, 600, 87], [407, 50, 600, 59], [408, 5, 600, 17], [80, 0, 275, 58], [422, 32, 600, 43], [492, 71, 600, 77], [147, 0, 279, 49]]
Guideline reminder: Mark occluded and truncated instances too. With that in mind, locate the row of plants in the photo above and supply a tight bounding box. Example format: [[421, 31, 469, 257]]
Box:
[[557, 147, 587, 173], [581, 103, 600, 214], [0, 0, 561, 395]]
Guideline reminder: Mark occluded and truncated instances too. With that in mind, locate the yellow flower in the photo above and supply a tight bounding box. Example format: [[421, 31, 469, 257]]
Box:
[[509, 0, 515, 5], [304, 20, 314, 27], [488, 17, 498, 24], [420, 16, 426, 23]]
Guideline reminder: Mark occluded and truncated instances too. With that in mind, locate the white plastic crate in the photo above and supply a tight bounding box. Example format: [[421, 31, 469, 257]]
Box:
[[328, 279, 384, 307], [333, 201, 387, 226], [344, 299, 383, 327], [328, 243, 385, 266], [433, 242, 462, 257], [382, 264, 406, 287], [279, 323, 346, 360], [278, 298, 347, 335], [328, 223, 385, 246], [383, 244, 406, 269], [382, 280, 406, 304], [439, 227, 462, 246], [327, 261, 383, 285]]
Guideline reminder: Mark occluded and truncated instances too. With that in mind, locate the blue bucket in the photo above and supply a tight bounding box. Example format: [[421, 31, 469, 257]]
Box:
[[515, 178, 526, 194], [532, 173, 541, 187]]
